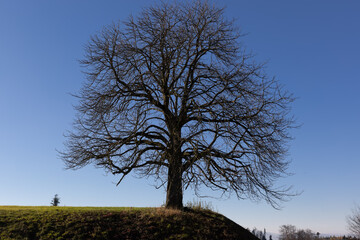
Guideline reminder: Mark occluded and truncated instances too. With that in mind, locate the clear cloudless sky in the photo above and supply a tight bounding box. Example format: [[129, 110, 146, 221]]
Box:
[[1, 0, 359, 237]]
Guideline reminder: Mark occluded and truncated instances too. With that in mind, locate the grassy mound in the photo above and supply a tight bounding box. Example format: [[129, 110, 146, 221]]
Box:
[[0, 206, 258, 240]]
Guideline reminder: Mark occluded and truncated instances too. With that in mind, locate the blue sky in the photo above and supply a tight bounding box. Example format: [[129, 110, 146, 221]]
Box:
[[1, 0, 359, 237]]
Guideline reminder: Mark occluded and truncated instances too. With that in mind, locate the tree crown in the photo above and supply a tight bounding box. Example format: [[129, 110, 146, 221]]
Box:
[[61, 0, 296, 209]]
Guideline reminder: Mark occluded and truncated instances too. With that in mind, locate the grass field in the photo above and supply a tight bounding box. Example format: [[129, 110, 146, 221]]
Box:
[[0, 206, 258, 239]]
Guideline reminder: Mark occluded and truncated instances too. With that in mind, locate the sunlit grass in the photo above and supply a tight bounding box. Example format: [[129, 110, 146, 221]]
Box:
[[0, 205, 145, 211], [0, 205, 257, 239]]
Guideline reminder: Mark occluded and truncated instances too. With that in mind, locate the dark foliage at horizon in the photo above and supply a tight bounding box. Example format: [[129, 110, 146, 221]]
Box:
[[279, 224, 360, 240]]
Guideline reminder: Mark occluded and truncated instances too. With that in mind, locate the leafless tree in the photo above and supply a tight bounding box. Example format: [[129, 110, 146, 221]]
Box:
[[60, 0, 295, 210], [279, 225, 297, 240], [348, 204, 360, 238], [279, 225, 316, 240], [297, 229, 315, 240]]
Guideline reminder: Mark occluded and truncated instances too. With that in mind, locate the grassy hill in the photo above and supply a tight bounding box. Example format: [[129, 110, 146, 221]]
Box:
[[0, 206, 259, 239]]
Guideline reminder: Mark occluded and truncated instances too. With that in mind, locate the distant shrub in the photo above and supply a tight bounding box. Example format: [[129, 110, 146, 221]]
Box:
[[51, 194, 60, 206]]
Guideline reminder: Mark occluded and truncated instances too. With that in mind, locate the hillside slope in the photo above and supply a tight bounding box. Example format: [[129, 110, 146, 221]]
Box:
[[0, 206, 259, 240]]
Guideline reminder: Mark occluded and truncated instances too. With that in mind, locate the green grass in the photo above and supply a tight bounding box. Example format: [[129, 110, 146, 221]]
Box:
[[0, 206, 258, 240]]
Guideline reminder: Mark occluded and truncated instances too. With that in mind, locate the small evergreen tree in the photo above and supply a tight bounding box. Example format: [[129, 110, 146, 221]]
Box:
[[51, 194, 60, 206], [262, 228, 267, 240]]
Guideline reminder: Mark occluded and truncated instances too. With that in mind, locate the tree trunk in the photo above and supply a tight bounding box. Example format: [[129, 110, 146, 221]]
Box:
[[165, 154, 183, 210]]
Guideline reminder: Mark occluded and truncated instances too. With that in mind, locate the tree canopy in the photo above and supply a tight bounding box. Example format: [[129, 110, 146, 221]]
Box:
[[61, 0, 295, 209]]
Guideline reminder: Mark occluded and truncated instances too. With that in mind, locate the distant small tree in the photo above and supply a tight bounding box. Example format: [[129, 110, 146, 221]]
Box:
[[347, 204, 360, 238], [279, 225, 297, 240], [252, 227, 267, 239], [262, 228, 267, 240], [279, 225, 318, 240], [51, 194, 60, 206], [252, 228, 261, 238], [297, 229, 315, 240]]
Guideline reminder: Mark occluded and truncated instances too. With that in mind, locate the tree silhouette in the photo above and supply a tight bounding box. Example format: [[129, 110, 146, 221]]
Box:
[[61, 0, 295, 209], [51, 194, 60, 207], [279, 225, 297, 240], [348, 204, 360, 238]]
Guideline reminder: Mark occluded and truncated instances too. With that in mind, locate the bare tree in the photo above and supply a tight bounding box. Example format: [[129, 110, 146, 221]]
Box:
[[297, 229, 315, 240], [279, 225, 297, 240], [348, 204, 360, 238], [60, 0, 295, 210], [279, 225, 316, 240]]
